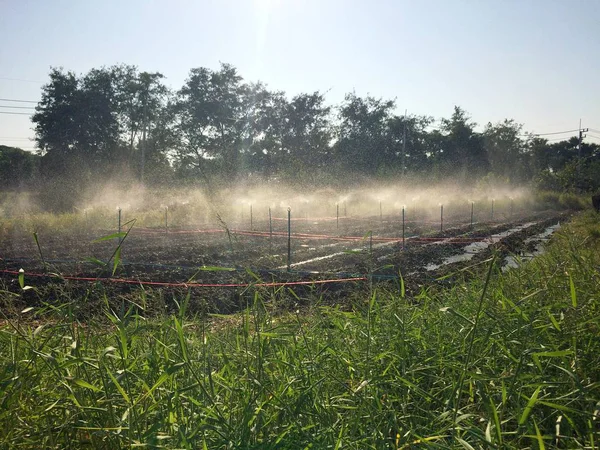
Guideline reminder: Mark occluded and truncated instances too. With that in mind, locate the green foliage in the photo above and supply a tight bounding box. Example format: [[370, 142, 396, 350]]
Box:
[[14, 62, 600, 207], [0, 213, 598, 447], [0, 145, 40, 190]]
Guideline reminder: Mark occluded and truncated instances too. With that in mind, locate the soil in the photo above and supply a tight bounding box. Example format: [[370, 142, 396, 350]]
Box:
[[0, 209, 570, 316]]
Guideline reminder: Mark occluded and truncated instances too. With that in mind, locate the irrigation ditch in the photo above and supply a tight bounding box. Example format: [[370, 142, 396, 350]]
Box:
[[0, 209, 570, 316]]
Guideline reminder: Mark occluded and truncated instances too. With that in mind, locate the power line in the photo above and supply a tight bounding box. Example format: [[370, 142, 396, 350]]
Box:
[[0, 98, 38, 103], [532, 129, 580, 136], [0, 105, 36, 110], [0, 137, 32, 140], [0, 76, 44, 83], [0, 111, 32, 116]]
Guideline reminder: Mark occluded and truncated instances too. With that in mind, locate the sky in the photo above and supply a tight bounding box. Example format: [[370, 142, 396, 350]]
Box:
[[1, 0, 600, 151]]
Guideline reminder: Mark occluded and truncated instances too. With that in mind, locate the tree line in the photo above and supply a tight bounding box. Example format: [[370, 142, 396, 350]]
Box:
[[1, 63, 598, 208]]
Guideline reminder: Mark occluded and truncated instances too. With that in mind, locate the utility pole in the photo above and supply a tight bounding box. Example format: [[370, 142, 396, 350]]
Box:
[[141, 101, 148, 184], [578, 119, 588, 177], [402, 109, 407, 176]]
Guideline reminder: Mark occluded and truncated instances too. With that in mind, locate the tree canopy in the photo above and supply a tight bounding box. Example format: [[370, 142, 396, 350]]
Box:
[[19, 62, 600, 209]]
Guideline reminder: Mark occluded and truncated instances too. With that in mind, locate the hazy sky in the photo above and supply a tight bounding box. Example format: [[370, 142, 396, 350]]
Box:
[[1, 0, 599, 150]]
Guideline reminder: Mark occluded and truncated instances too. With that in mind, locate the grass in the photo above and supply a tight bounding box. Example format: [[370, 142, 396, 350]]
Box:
[[0, 211, 599, 448]]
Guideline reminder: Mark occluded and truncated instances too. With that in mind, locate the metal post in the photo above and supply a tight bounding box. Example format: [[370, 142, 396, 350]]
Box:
[[491, 199, 494, 221], [336, 203, 339, 231], [344, 202, 347, 217], [402, 206, 405, 249], [510, 198, 513, 217], [440, 204, 444, 233], [250, 204, 253, 231], [470, 202, 474, 229], [118, 207, 122, 244], [379, 200, 382, 222], [165, 206, 168, 234], [287, 207, 291, 272], [269, 207, 273, 253], [269, 207, 272, 237]]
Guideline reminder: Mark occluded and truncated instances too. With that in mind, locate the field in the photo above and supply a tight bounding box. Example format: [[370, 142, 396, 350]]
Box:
[[0, 195, 567, 313], [0, 189, 598, 448]]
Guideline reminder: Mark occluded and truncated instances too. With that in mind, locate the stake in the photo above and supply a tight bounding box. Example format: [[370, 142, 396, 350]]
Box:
[[470, 202, 474, 229], [440, 204, 444, 233], [344, 202, 347, 217], [379, 200, 382, 223], [165, 206, 168, 234], [269, 207, 273, 238], [250, 204, 253, 231], [491, 199, 494, 221], [510, 198, 513, 217], [402, 206, 405, 249], [269, 207, 273, 254], [336, 203, 339, 231], [118, 207, 122, 244], [287, 207, 292, 272]]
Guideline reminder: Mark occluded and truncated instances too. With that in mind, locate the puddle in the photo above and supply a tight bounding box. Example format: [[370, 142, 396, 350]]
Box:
[[425, 222, 539, 271], [502, 223, 560, 271], [278, 247, 364, 269]]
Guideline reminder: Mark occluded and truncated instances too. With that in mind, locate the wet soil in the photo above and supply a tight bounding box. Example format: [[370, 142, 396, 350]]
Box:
[[0, 210, 569, 315]]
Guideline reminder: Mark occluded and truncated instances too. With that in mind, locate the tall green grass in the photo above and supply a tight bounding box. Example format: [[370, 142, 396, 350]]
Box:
[[0, 212, 599, 448]]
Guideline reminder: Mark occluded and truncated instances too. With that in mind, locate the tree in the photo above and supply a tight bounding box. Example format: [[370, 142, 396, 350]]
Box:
[[0, 146, 40, 190], [436, 106, 489, 179], [174, 63, 245, 180], [335, 93, 395, 177], [282, 92, 332, 181], [483, 119, 527, 181]]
